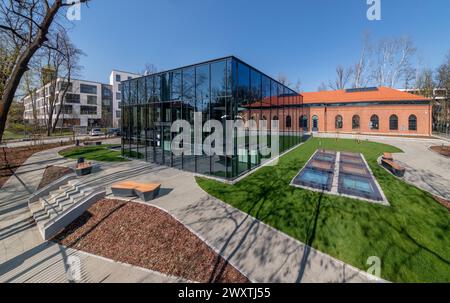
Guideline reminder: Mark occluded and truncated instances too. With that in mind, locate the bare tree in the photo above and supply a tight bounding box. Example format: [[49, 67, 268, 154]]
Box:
[[294, 79, 302, 92], [435, 51, 450, 133], [0, 0, 89, 143], [142, 63, 158, 76], [372, 37, 417, 88], [352, 32, 371, 88], [318, 82, 328, 91], [329, 65, 353, 90], [277, 73, 292, 87]]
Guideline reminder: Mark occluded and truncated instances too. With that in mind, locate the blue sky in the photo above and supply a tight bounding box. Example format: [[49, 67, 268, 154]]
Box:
[[68, 0, 450, 91]]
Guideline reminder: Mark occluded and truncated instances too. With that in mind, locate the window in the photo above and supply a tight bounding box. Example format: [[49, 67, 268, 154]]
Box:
[[118, 83, 122, 92], [286, 116, 292, 128], [128, 76, 132, 80], [102, 86, 112, 97], [65, 93, 80, 104], [116, 92, 121, 100], [116, 110, 121, 118], [116, 74, 121, 82], [300, 115, 308, 129], [389, 115, 398, 130], [352, 115, 360, 129], [273, 116, 279, 120], [80, 84, 97, 94], [59, 82, 72, 92], [370, 115, 379, 130], [335, 115, 343, 129], [409, 115, 417, 131], [87, 95, 97, 105], [61, 105, 73, 114], [80, 106, 97, 115]]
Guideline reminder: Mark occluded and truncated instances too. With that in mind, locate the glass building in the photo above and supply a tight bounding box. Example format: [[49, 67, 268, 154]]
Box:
[[121, 56, 305, 180]]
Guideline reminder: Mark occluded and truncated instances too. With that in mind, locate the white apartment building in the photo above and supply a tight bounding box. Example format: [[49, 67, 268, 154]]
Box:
[[23, 70, 140, 129], [109, 70, 140, 128]]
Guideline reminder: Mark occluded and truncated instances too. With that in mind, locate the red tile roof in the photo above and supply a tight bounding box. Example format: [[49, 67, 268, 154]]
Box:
[[301, 87, 429, 104]]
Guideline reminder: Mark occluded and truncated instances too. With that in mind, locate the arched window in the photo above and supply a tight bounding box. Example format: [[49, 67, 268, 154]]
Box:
[[409, 115, 417, 131], [273, 115, 279, 121], [389, 115, 398, 130], [335, 115, 343, 129], [286, 116, 292, 128], [262, 115, 267, 120], [300, 115, 308, 130], [352, 115, 360, 129], [370, 115, 379, 130]]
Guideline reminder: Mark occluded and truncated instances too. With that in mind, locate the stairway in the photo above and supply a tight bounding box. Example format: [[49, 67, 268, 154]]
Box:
[[29, 179, 96, 238]]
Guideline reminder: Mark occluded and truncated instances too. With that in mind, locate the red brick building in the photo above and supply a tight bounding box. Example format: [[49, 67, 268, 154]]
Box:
[[300, 87, 432, 137]]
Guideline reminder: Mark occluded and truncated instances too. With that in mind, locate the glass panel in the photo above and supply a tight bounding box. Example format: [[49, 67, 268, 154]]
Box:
[[196, 64, 210, 175], [234, 61, 250, 177], [210, 60, 227, 177], [170, 71, 182, 101], [182, 67, 196, 173], [146, 76, 154, 102], [161, 73, 170, 102], [138, 77, 146, 104]]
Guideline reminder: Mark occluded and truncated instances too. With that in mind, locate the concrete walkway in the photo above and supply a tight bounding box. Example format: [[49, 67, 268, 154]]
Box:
[[316, 133, 450, 200], [0, 145, 184, 283]]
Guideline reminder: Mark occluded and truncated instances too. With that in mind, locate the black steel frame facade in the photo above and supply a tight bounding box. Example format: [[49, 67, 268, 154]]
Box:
[[121, 56, 305, 180]]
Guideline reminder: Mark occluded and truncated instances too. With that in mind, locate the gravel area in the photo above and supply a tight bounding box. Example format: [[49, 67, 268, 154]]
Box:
[[54, 199, 250, 283], [37, 166, 73, 190]]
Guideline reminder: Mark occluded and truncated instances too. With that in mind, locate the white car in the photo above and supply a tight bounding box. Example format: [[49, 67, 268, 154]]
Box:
[[90, 128, 104, 136]]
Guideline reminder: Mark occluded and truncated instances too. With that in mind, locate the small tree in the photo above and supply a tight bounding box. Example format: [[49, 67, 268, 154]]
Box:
[[0, 0, 90, 143]]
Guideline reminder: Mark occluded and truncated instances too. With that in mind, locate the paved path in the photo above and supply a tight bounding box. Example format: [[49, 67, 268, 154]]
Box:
[[316, 133, 450, 200], [0, 145, 183, 283]]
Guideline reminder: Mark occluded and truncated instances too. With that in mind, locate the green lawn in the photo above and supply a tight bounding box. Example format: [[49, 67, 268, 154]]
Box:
[[59, 145, 129, 162], [196, 137, 450, 282]]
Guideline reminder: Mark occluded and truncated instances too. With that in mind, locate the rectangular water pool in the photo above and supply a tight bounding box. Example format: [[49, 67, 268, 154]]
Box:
[[293, 168, 333, 191], [313, 152, 336, 163], [338, 173, 383, 201]]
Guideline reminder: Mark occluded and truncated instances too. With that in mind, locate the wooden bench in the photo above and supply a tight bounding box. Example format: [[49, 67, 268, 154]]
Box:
[[381, 158, 405, 177], [111, 181, 161, 202], [382, 152, 393, 161], [75, 162, 93, 176]]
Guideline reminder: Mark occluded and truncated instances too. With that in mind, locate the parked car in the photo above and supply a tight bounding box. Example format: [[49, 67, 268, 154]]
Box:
[[106, 128, 121, 136], [90, 128, 104, 136]]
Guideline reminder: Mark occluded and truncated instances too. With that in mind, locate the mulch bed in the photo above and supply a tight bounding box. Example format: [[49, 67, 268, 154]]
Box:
[[37, 166, 73, 190], [54, 199, 250, 283], [430, 146, 450, 157], [433, 195, 450, 212], [0, 142, 72, 188]]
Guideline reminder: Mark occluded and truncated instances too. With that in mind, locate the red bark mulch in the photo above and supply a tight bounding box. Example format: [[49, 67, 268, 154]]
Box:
[[0, 143, 72, 188], [54, 199, 250, 283], [37, 166, 73, 190]]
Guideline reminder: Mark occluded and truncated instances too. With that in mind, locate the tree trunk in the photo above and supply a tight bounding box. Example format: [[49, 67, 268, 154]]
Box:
[[0, 1, 64, 144]]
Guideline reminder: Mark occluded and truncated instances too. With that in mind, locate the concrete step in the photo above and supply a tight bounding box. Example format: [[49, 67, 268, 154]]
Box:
[[29, 178, 101, 240]]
